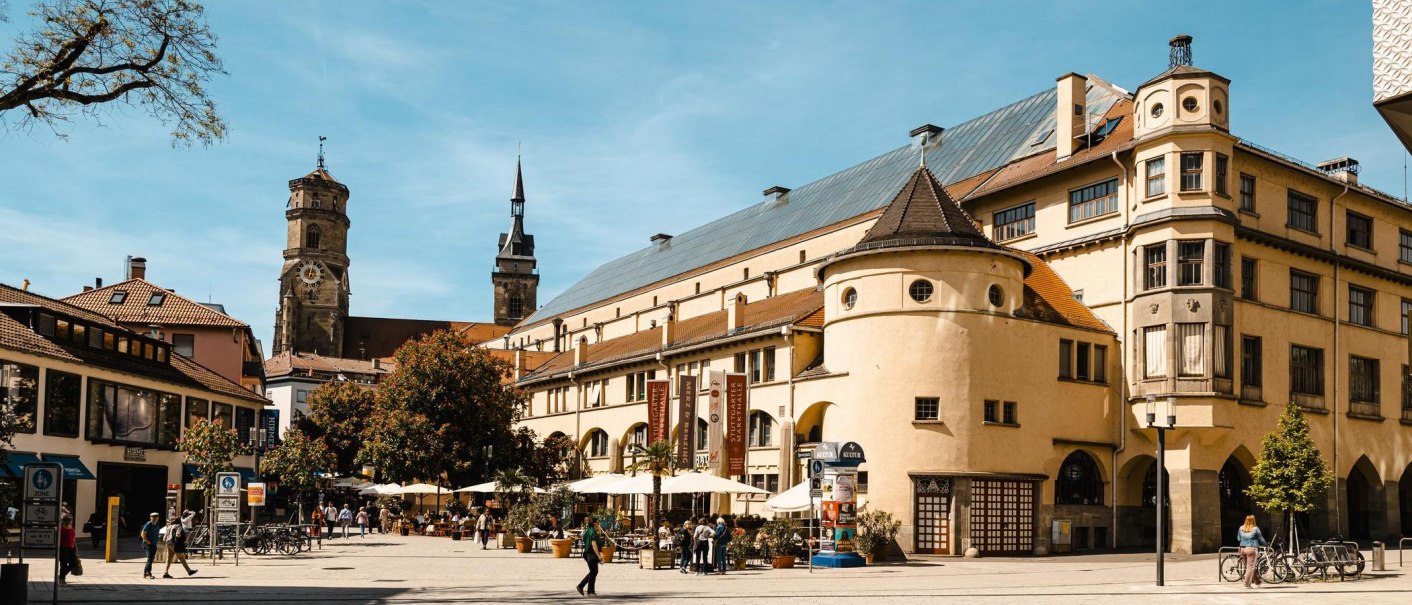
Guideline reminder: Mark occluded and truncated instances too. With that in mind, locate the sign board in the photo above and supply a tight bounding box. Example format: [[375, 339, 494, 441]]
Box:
[[23, 465, 59, 500], [811, 442, 839, 462], [215, 510, 240, 524], [215, 496, 240, 510], [646, 379, 671, 444], [23, 502, 58, 525], [22, 463, 62, 552], [706, 371, 724, 468], [247, 482, 266, 507], [809, 460, 825, 478], [676, 375, 697, 467], [839, 442, 866, 465], [23, 527, 57, 549], [124, 446, 146, 462], [215, 472, 241, 497], [724, 372, 747, 475], [809, 488, 822, 499]]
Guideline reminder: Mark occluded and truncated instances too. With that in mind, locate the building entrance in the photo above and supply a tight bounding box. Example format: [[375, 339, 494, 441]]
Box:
[[971, 479, 1036, 555], [912, 476, 951, 554], [96, 462, 169, 536]]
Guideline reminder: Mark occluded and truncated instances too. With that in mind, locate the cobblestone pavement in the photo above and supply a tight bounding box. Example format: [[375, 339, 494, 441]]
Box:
[[12, 533, 1412, 604]]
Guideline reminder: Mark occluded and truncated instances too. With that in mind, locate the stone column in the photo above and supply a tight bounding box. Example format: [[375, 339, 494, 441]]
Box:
[[1381, 478, 1402, 543], [1161, 446, 1222, 554]]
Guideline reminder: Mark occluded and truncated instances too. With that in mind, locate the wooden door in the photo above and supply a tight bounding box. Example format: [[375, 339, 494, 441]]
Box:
[[912, 476, 952, 555], [971, 479, 1035, 555]]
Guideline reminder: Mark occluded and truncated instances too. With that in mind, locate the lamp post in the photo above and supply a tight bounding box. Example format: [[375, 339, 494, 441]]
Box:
[[1145, 394, 1176, 586], [249, 427, 266, 526]]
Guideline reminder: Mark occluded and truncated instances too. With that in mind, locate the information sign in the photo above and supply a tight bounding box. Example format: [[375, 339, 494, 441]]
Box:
[[247, 483, 266, 507], [23, 465, 59, 500], [215, 495, 240, 510], [215, 472, 241, 497], [23, 527, 57, 549], [23, 502, 58, 525], [216, 510, 240, 524]]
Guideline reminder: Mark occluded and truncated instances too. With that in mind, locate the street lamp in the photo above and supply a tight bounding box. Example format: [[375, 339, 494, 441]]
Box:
[[248, 427, 267, 526], [1145, 394, 1176, 586]]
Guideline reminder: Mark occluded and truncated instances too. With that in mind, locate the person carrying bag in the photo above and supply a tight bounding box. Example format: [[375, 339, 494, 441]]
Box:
[[576, 517, 604, 596]]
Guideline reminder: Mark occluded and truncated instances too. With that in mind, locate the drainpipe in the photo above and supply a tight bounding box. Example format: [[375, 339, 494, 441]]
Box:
[[784, 325, 797, 489], [1111, 149, 1130, 548], [1329, 178, 1350, 534], [569, 371, 582, 477]]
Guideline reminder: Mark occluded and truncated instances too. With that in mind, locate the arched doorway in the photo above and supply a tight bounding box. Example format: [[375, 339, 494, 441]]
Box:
[[1400, 463, 1412, 536], [1117, 455, 1169, 549], [1346, 457, 1380, 540], [1218, 455, 1255, 546]]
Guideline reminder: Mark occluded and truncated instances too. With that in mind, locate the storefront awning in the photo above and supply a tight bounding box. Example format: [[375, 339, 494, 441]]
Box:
[[41, 454, 96, 480], [183, 464, 257, 484], [2, 452, 42, 477]]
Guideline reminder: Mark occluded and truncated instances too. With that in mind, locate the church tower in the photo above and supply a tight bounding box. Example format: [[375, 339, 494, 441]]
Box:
[[492, 158, 539, 326], [273, 143, 352, 356]]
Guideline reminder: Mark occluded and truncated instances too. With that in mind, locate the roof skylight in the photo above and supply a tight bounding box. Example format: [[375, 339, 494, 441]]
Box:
[[109, 291, 127, 304], [148, 292, 165, 306]]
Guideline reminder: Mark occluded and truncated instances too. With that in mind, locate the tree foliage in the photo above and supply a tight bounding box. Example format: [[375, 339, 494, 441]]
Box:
[[177, 417, 243, 500], [1248, 403, 1333, 515], [356, 406, 441, 484], [303, 381, 375, 476], [626, 439, 676, 526], [0, 0, 226, 145], [0, 391, 31, 513], [259, 427, 333, 496], [509, 428, 574, 488]]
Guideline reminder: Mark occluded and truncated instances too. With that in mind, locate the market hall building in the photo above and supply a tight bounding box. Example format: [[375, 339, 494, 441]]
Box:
[[497, 36, 1412, 556]]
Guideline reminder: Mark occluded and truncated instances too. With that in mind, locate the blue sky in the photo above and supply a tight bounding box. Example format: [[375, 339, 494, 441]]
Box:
[[0, 1, 1401, 350]]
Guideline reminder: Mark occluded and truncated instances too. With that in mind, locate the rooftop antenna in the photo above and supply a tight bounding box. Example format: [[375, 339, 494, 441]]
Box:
[[317, 135, 328, 171]]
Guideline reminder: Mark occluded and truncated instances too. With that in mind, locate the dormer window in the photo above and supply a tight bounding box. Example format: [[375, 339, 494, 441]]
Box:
[[148, 292, 166, 306], [109, 291, 127, 304]]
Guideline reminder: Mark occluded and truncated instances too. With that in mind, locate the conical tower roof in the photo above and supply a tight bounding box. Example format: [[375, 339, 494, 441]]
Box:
[[511, 157, 525, 202], [850, 165, 1000, 253]]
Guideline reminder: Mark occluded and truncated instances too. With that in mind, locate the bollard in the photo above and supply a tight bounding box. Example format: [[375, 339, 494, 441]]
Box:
[[1372, 541, 1385, 571], [1, 562, 28, 605]]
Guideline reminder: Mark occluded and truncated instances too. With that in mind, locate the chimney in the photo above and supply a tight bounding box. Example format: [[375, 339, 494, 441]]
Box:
[[127, 256, 147, 280], [650, 233, 673, 245], [727, 293, 747, 331], [574, 336, 588, 366], [372, 358, 382, 370], [83, 286, 93, 292], [661, 304, 677, 348], [1169, 34, 1193, 68], [1055, 73, 1088, 161], [514, 348, 524, 381], [763, 186, 791, 202], [1317, 157, 1361, 185], [552, 318, 564, 352], [95, 277, 102, 289]]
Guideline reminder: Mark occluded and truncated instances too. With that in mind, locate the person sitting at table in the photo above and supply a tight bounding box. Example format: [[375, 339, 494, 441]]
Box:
[[414, 512, 427, 531], [548, 515, 565, 539], [657, 520, 673, 549]]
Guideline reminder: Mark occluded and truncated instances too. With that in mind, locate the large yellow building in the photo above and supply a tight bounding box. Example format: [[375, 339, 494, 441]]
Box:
[[501, 37, 1412, 555]]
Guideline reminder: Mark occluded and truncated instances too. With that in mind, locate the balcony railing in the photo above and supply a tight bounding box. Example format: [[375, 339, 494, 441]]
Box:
[[1348, 401, 1382, 418]]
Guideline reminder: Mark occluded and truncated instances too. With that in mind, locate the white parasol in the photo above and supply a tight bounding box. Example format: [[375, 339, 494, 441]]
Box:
[[662, 472, 768, 495]]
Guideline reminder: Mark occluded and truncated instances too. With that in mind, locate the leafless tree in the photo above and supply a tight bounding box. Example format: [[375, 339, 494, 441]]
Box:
[[0, 0, 226, 146]]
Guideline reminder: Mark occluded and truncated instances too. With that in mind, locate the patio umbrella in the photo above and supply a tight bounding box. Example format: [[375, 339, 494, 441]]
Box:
[[597, 474, 654, 495], [563, 473, 627, 493], [662, 472, 768, 495], [764, 481, 867, 512], [455, 481, 547, 494]]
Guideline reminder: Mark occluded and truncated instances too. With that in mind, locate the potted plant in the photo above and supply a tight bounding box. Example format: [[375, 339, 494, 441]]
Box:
[[542, 487, 579, 558], [590, 507, 620, 562], [726, 528, 753, 570], [504, 498, 545, 554], [761, 518, 802, 569], [856, 509, 902, 564]]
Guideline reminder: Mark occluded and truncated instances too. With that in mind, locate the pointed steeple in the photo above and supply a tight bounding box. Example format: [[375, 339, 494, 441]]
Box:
[[852, 165, 998, 252], [511, 156, 525, 205]]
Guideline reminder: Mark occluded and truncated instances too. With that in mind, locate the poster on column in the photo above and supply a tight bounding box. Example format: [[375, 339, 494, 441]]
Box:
[[646, 379, 671, 444], [677, 375, 697, 467], [724, 373, 747, 475], [707, 371, 724, 469]]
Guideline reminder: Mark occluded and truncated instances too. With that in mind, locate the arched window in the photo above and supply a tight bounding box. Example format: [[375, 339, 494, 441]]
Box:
[[306, 224, 322, 249], [748, 411, 773, 448], [1055, 450, 1104, 505], [508, 294, 524, 318], [695, 418, 708, 451], [629, 424, 648, 448], [584, 430, 609, 458]]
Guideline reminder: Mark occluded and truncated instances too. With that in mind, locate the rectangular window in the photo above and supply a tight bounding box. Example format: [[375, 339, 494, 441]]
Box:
[[212, 402, 233, 428], [1401, 230, 1412, 263], [1076, 342, 1091, 381], [1145, 157, 1166, 197], [1068, 178, 1119, 223], [0, 359, 39, 434], [1349, 285, 1375, 328], [1240, 257, 1258, 301], [1213, 325, 1231, 379], [295, 389, 307, 404], [1241, 335, 1262, 388], [983, 399, 998, 423], [1346, 211, 1373, 250], [43, 369, 82, 438], [1093, 345, 1107, 383], [1214, 242, 1231, 289], [763, 347, 776, 382], [1287, 190, 1319, 232], [1404, 365, 1412, 414], [1290, 270, 1319, 314], [1290, 345, 1324, 396], [734, 353, 746, 374], [914, 397, 940, 421], [1403, 299, 1412, 335], [172, 333, 195, 358], [86, 378, 183, 448], [1215, 154, 1229, 195], [1002, 401, 1017, 425], [1350, 356, 1380, 404], [1239, 173, 1256, 212], [186, 397, 209, 428], [1144, 326, 1167, 378], [1145, 244, 1168, 289], [1176, 323, 1206, 377], [1180, 152, 1204, 191], [748, 350, 762, 384], [1177, 240, 1205, 286], [235, 405, 255, 445], [994, 201, 1036, 241], [1058, 339, 1073, 379]]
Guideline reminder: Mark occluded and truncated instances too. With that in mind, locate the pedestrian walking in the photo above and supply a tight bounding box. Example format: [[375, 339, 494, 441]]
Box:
[[139, 512, 161, 579], [161, 515, 197, 578], [713, 517, 730, 574], [339, 504, 353, 538], [1236, 515, 1266, 588], [83, 511, 104, 549], [576, 517, 604, 596], [676, 520, 693, 574], [311, 506, 325, 543], [356, 507, 369, 537], [693, 516, 713, 575], [324, 503, 338, 538], [58, 517, 77, 585], [477, 510, 492, 549]]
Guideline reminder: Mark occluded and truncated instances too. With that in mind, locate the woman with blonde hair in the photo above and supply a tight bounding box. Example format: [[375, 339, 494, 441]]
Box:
[[1235, 514, 1266, 588]]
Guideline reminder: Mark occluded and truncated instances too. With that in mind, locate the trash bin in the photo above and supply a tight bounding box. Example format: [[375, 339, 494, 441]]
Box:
[[1372, 541, 1385, 571], [1, 562, 28, 605]]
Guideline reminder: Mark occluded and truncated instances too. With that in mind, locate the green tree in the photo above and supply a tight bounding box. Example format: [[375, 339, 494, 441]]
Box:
[[1247, 402, 1333, 547], [0, 391, 32, 514], [0, 0, 227, 145], [494, 467, 535, 509], [178, 417, 243, 501], [259, 427, 333, 522], [359, 330, 525, 487], [508, 428, 573, 488], [626, 439, 676, 527], [303, 381, 375, 476]]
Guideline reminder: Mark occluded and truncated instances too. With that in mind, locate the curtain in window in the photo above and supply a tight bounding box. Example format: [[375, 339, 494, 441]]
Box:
[[1144, 326, 1167, 378], [1213, 325, 1229, 378], [1177, 323, 1206, 376]]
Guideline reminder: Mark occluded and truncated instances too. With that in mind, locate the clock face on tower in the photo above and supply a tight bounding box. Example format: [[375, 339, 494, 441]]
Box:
[[297, 261, 324, 286]]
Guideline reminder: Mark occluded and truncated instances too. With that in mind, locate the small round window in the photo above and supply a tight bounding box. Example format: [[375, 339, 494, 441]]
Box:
[[1150, 103, 1164, 119], [908, 279, 934, 303], [988, 284, 1004, 307], [1213, 99, 1223, 115], [1182, 97, 1199, 112], [842, 288, 857, 310]]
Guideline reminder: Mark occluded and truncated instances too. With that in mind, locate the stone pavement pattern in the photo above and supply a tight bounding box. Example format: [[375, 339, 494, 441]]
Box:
[[16, 534, 1412, 604]]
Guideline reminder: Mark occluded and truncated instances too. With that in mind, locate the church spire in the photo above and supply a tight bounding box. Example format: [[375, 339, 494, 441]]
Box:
[[493, 155, 540, 326], [511, 156, 525, 206]]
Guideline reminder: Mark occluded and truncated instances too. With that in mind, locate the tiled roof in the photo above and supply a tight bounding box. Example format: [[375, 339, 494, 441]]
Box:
[[342, 316, 510, 359], [62, 279, 246, 328], [0, 284, 268, 404], [1012, 250, 1112, 333], [849, 165, 999, 253], [264, 351, 395, 379], [965, 98, 1135, 199]]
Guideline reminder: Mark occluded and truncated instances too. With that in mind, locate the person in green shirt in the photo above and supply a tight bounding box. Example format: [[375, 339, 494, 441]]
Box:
[[576, 517, 604, 596]]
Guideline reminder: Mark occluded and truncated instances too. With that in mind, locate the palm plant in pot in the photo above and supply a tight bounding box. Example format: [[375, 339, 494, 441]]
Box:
[[503, 498, 546, 554], [495, 468, 538, 552], [625, 439, 677, 527], [760, 518, 803, 568], [856, 509, 902, 564], [542, 486, 580, 558]]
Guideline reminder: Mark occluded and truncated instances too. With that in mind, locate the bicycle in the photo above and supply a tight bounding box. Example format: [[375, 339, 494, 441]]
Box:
[[1220, 543, 1290, 584]]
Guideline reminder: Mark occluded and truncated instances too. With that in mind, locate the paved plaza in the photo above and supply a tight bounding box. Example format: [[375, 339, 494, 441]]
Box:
[[12, 534, 1412, 604]]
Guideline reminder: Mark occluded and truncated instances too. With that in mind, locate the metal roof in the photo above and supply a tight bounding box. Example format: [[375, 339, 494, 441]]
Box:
[[522, 81, 1125, 326]]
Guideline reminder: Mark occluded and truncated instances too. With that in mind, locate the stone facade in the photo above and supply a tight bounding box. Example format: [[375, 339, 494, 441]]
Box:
[[272, 168, 351, 357]]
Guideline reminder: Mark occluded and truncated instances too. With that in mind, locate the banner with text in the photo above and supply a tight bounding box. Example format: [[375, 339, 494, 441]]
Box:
[[647, 379, 671, 445], [677, 375, 697, 467], [707, 371, 724, 470], [725, 372, 748, 475]]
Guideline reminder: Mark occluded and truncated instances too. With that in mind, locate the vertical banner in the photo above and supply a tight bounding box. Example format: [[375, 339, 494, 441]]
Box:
[[677, 374, 697, 467], [725, 372, 747, 475], [646, 379, 671, 444], [707, 371, 724, 470]]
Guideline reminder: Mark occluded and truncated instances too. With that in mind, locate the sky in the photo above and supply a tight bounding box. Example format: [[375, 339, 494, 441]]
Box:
[[0, 0, 1403, 351]]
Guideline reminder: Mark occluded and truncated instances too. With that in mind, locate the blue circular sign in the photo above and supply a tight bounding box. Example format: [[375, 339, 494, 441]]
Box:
[[31, 469, 54, 490], [221, 476, 237, 491]]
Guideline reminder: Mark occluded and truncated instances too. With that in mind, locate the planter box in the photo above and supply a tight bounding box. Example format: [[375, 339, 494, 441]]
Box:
[[771, 555, 796, 569], [639, 548, 677, 570]]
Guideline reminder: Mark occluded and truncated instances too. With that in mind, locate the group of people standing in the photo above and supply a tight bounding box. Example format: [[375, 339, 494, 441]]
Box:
[[675, 517, 732, 575]]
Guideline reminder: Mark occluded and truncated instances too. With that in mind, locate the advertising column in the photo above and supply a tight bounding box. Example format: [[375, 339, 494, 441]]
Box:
[[810, 441, 866, 568]]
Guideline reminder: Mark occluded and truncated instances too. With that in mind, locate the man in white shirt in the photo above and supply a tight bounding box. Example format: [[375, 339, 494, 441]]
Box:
[[323, 504, 338, 538]]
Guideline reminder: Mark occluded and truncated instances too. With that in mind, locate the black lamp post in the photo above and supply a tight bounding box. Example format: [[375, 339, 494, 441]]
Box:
[[249, 427, 267, 525], [1145, 394, 1176, 587]]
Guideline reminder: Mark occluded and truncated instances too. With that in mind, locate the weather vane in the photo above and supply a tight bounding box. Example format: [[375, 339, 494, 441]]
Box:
[[317, 135, 327, 171]]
